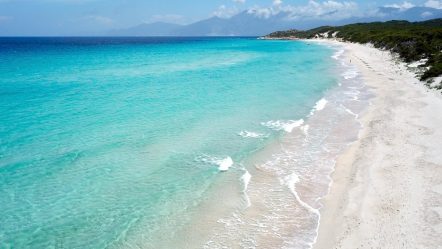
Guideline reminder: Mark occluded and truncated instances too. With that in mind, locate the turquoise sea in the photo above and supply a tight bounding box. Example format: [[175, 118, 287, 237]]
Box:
[[0, 37, 369, 248]]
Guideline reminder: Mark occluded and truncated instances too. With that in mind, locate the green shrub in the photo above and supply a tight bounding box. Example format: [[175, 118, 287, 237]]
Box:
[[266, 19, 442, 82]]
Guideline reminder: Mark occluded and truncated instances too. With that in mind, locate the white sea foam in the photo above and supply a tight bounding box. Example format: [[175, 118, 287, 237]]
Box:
[[314, 98, 328, 111], [342, 69, 359, 79], [238, 131, 266, 138], [282, 173, 320, 216], [343, 89, 360, 101], [241, 170, 252, 208], [241, 170, 252, 191], [332, 49, 344, 60], [261, 119, 304, 133], [310, 98, 328, 116], [340, 104, 358, 118], [301, 125, 310, 136], [196, 155, 234, 172], [218, 157, 233, 172]]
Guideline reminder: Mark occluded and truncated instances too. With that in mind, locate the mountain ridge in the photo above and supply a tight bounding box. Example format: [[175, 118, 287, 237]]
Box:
[[109, 6, 442, 36]]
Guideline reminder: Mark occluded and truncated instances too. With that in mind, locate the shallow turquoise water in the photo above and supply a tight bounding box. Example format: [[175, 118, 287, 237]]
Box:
[[0, 37, 336, 248]]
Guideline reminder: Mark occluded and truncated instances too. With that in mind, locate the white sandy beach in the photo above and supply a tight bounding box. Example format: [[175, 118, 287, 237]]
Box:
[[312, 40, 442, 249]]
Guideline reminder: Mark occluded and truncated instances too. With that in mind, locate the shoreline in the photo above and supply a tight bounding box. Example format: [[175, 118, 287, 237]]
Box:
[[155, 40, 372, 248], [310, 40, 442, 248]]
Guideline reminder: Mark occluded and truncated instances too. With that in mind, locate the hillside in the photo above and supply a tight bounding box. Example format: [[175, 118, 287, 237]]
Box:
[[265, 19, 442, 84]]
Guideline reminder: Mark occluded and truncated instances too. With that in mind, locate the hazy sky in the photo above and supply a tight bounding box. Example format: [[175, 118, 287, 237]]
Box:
[[0, 0, 440, 35]]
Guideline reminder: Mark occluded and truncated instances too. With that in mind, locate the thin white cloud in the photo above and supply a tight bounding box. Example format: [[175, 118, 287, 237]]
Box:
[[384, 1, 415, 10], [148, 14, 186, 24], [273, 0, 283, 6], [212, 5, 240, 18], [292, 1, 359, 20], [424, 0, 442, 9], [82, 15, 113, 25], [248, 7, 273, 18], [421, 11, 434, 17], [248, 1, 360, 20], [233, 0, 246, 4]]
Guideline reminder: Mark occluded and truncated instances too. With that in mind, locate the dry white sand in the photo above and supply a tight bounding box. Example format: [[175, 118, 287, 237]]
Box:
[[311, 41, 442, 249]]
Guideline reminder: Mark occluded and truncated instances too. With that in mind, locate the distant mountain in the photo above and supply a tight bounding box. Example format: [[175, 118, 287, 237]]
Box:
[[108, 22, 182, 36], [173, 11, 296, 36], [173, 16, 231, 36], [109, 7, 442, 36]]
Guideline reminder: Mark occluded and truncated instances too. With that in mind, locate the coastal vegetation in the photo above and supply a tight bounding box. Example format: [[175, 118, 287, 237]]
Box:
[[266, 19, 442, 86]]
